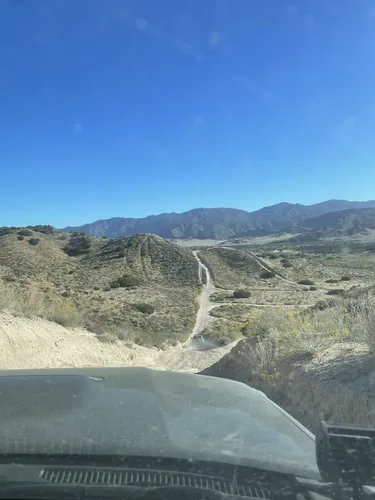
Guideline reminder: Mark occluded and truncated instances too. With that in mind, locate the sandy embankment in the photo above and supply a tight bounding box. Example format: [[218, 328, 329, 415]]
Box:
[[0, 311, 233, 373], [201, 338, 375, 433]]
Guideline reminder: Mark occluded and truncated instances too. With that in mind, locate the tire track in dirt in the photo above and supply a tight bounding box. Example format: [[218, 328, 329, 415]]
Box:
[[140, 234, 150, 278], [190, 251, 215, 340]]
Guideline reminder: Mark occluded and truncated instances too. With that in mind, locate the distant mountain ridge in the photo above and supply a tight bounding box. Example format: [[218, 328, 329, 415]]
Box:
[[62, 200, 375, 240]]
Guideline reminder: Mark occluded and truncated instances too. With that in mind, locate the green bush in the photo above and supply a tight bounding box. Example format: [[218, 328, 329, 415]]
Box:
[[0, 227, 15, 236], [133, 303, 155, 314], [64, 235, 92, 256], [298, 280, 315, 286], [17, 235, 24, 241], [267, 254, 279, 260], [233, 289, 251, 299], [28, 238, 40, 246], [260, 271, 275, 279], [110, 275, 141, 288], [17, 229, 33, 236]]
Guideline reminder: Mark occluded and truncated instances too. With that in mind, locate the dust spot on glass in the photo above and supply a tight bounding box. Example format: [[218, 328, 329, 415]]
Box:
[[209, 32, 220, 47], [135, 18, 148, 32], [73, 123, 83, 134]]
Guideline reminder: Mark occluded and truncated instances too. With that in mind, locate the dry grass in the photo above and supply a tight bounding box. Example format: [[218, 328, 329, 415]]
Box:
[[343, 295, 375, 352], [242, 294, 375, 379], [202, 319, 244, 344], [0, 283, 81, 327]]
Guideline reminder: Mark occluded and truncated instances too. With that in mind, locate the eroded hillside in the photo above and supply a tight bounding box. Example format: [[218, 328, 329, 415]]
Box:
[[0, 227, 200, 347]]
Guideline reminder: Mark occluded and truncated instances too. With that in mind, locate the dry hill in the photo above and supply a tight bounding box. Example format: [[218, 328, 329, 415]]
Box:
[[0, 226, 200, 347]]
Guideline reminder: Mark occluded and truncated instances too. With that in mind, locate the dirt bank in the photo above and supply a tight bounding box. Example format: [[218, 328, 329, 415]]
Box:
[[201, 337, 375, 433], [0, 311, 233, 373]]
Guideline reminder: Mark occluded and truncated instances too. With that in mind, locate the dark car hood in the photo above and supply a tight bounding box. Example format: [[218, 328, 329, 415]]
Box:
[[0, 367, 320, 480]]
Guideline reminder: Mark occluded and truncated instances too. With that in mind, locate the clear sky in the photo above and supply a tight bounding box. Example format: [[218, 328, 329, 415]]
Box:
[[1, 0, 375, 227]]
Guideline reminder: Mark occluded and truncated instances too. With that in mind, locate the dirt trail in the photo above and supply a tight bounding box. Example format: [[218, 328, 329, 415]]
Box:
[[218, 246, 296, 285], [190, 251, 215, 339]]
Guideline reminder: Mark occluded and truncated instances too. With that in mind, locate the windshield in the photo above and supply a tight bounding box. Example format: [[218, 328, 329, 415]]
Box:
[[1, 0, 374, 489]]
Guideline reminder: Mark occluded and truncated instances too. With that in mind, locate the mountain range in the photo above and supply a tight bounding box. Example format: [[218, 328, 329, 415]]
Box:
[[62, 200, 375, 240]]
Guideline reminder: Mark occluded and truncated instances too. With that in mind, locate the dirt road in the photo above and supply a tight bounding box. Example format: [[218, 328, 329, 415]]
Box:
[[190, 251, 215, 338], [218, 246, 296, 285]]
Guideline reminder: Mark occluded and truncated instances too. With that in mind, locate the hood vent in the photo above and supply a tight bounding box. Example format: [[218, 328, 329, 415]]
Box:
[[40, 467, 271, 499]]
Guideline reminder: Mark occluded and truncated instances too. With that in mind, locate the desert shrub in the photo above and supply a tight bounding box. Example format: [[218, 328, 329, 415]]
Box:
[[309, 286, 318, 291], [218, 336, 232, 346], [0, 227, 15, 236], [246, 337, 278, 381], [247, 308, 288, 339], [46, 300, 81, 327], [27, 225, 55, 234], [282, 261, 293, 268], [298, 280, 315, 286], [133, 303, 155, 314], [341, 295, 375, 352], [97, 332, 118, 343], [110, 275, 141, 288], [64, 234, 92, 256], [17, 235, 24, 241], [260, 270, 275, 279], [28, 238, 40, 246], [267, 254, 279, 260], [247, 306, 348, 363], [280, 253, 292, 259], [326, 279, 339, 284], [341, 276, 351, 281], [17, 229, 33, 236], [202, 320, 243, 344], [327, 289, 345, 296], [233, 289, 250, 299]]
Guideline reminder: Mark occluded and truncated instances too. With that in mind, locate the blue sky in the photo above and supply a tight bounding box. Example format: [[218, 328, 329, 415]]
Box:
[[1, 0, 375, 227]]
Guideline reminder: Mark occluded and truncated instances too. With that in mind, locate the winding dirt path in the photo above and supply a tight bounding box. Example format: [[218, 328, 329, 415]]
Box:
[[190, 251, 215, 339]]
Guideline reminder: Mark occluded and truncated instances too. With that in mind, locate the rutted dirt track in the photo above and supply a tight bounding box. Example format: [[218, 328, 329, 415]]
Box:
[[153, 250, 235, 372], [190, 251, 215, 339]]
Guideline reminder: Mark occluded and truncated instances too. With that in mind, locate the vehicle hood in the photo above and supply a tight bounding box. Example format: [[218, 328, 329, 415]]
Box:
[[0, 367, 320, 481]]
